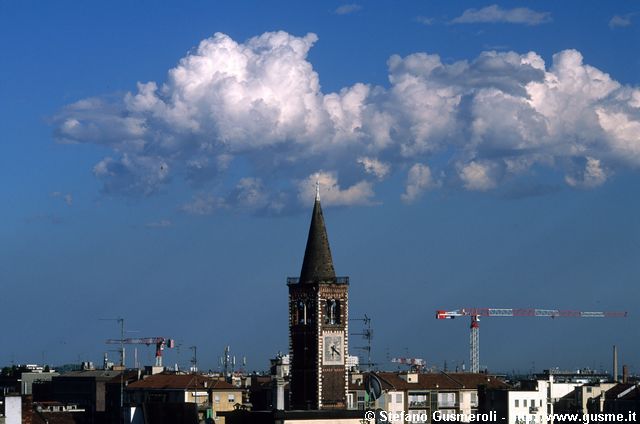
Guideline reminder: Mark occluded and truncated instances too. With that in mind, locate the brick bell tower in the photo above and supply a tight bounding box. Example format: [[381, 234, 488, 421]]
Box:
[[288, 182, 349, 410]]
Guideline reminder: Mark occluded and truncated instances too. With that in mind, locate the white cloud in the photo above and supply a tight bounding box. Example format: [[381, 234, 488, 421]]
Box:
[[565, 157, 608, 188], [181, 193, 225, 216], [335, 4, 362, 15], [609, 14, 635, 29], [451, 4, 551, 26], [357, 157, 390, 180], [459, 161, 498, 191], [182, 179, 286, 215], [298, 172, 375, 206], [596, 109, 640, 162], [231, 177, 286, 213], [401, 163, 438, 203], [93, 155, 170, 196], [53, 31, 640, 210]]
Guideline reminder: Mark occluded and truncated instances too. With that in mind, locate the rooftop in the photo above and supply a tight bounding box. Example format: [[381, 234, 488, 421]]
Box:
[[351, 372, 509, 391], [127, 373, 237, 390]]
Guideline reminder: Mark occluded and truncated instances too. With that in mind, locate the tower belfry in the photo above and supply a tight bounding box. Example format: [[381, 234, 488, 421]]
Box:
[[288, 186, 349, 410]]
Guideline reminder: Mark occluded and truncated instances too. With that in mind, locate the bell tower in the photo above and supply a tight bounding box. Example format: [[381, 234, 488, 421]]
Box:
[[288, 184, 349, 410]]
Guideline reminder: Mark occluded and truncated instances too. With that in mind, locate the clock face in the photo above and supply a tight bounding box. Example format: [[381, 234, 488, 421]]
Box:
[[322, 332, 344, 365]]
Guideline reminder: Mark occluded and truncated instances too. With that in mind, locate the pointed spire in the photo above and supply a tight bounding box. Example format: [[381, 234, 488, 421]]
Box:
[[299, 182, 336, 284]]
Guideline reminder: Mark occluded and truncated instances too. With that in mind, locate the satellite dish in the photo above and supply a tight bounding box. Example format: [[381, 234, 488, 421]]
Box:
[[365, 373, 382, 401]]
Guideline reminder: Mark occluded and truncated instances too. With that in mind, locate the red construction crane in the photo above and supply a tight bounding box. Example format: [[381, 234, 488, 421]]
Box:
[[436, 308, 627, 373], [106, 337, 175, 367]]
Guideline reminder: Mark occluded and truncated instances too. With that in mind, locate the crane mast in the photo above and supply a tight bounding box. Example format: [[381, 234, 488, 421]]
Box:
[[436, 308, 627, 373]]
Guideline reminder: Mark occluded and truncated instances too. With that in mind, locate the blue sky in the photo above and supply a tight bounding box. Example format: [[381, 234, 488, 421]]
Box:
[[1, 0, 639, 373]]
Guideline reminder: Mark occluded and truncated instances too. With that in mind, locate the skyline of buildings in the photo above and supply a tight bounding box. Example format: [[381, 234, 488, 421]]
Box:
[[1, 194, 637, 423]]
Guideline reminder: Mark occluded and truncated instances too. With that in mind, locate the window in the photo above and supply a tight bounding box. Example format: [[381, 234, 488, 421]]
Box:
[[214, 395, 220, 403], [228, 394, 235, 403], [587, 387, 592, 393], [437, 393, 456, 408], [515, 399, 519, 407], [296, 300, 307, 325], [523, 399, 527, 407], [397, 393, 403, 403], [324, 299, 341, 324], [409, 393, 428, 407]]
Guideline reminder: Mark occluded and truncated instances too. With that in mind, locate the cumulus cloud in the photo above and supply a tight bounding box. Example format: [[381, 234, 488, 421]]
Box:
[[53, 31, 640, 211], [565, 157, 608, 188], [334, 4, 362, 15], [451, 4, 551, 26], [401, 163, 438, 203], [181, 179, 286, 215], [458, 161, 498, 191], [229, 178, 287, 213], [297, 172, 375, 206], [93, 155, 170, 196], [357, 157, 390, 180]]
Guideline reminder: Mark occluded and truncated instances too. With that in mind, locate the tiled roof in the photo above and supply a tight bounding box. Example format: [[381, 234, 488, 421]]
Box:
[[56, 370, 121, 381], [127, 373, 236, 390], [619, 386, 640, 400], [352, 372, 509, 391], [605, 383, 639, 399], [107, 370, 139, 384]]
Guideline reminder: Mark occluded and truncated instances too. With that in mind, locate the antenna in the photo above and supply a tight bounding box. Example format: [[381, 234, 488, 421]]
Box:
[[99, 317, 125, 417], [350, 314, 376, 371], [315, 180, 320, 201], [190, 346, 198, 373], [190, 346, 198, 408]]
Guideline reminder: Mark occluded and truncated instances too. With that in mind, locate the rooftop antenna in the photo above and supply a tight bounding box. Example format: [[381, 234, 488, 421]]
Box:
[[99, 317, 125, 417], [350, 314, 376, 371], [190, 346, 198, 408], [190, 346, 198, 373]]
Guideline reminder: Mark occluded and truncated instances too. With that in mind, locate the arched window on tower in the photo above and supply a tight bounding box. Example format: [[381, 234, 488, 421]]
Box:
[[325, 299, 341, 325], [295, 300, 307, 325]]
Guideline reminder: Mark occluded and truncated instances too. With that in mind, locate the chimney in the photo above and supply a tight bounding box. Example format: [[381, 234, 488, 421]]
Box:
[[622, 365, 629, 384], [613, 345, 618, 382]]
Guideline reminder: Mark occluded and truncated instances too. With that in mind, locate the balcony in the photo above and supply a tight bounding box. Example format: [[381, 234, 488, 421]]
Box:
[[408, 400, 429, 408]]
